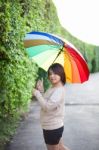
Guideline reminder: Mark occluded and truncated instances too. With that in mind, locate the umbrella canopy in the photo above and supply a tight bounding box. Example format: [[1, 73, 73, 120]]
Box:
[[24, 31, 89, 83]]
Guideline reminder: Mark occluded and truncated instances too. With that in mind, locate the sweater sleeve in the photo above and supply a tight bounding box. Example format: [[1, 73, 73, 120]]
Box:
[[34, 88, 63, 111]]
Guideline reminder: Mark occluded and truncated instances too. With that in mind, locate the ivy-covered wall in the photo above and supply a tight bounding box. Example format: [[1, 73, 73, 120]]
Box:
[[0, 1, 37, 118]]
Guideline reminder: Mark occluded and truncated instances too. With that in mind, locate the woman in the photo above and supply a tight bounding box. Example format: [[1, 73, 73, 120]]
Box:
[[33, 63, 70, 150]]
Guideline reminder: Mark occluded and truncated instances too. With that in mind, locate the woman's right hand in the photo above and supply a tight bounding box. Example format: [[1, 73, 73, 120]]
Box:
[[36, 78, 44, 93]]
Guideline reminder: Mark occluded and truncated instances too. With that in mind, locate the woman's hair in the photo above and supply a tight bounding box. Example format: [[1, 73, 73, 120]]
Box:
[[48, 63, 66, 85]]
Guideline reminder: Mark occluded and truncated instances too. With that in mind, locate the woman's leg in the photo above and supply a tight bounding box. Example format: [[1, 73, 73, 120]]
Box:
[[46, 144, 60, 150], [59, 138, 70, 150]]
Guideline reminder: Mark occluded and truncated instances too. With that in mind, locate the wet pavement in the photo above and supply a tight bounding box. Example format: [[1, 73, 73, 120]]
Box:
[[5, 73, 99, 150]]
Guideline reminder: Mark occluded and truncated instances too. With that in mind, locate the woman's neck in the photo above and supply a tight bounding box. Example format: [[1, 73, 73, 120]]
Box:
[[52, 82, 63, 88]]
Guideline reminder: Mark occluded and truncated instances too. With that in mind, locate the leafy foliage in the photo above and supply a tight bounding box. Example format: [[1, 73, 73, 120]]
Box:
[[0, 1, 38, 118], [0, 115, 20, 147]]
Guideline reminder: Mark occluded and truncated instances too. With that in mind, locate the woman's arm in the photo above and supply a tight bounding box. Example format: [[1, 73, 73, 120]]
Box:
[[33, 88, 63, 111]]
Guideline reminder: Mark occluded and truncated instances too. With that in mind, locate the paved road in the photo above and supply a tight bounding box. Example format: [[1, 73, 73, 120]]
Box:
[[65, 73, 99, 105], [5, 73, 99, 150]]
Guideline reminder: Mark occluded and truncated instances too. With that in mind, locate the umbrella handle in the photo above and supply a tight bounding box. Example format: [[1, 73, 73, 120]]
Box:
[[52, 47, 63, 64]]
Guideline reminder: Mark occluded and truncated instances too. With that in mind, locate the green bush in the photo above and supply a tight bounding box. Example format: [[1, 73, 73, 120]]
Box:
[[0, 1, 38, 118]]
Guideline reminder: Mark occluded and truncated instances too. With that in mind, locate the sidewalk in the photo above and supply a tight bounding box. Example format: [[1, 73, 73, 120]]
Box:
[[5, 73, 99, 150]]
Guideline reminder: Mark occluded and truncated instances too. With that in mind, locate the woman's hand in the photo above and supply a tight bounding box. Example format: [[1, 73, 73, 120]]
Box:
[[33, 89, 39, 97], [32, 88, 42, 98], [36, 78, 44, 93]]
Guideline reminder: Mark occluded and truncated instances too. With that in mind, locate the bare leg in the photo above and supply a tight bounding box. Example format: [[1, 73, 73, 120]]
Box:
[[46, 144, 60, 150], [59, 138, 70, 150]]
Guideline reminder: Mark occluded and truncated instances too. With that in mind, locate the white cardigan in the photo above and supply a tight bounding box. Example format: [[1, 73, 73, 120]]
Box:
[[34, 86, 65, 130]]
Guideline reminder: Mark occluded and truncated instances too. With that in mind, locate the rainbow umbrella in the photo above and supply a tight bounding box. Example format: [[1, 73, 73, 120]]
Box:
[[24, 31, 89, 83]]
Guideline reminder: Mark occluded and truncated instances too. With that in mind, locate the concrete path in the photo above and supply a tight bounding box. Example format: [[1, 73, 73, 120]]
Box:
[[5, 73, 99, 150]]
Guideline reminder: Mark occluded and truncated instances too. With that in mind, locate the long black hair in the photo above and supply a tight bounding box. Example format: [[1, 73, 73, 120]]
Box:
[[48, 63, 66, 85]]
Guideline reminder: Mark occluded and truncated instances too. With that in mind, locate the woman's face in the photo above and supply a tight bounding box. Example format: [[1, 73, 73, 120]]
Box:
[[48, 70, 61, 85]]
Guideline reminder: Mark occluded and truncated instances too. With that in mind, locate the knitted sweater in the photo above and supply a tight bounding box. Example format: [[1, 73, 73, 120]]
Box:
[[34, 86, 65, 130]]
